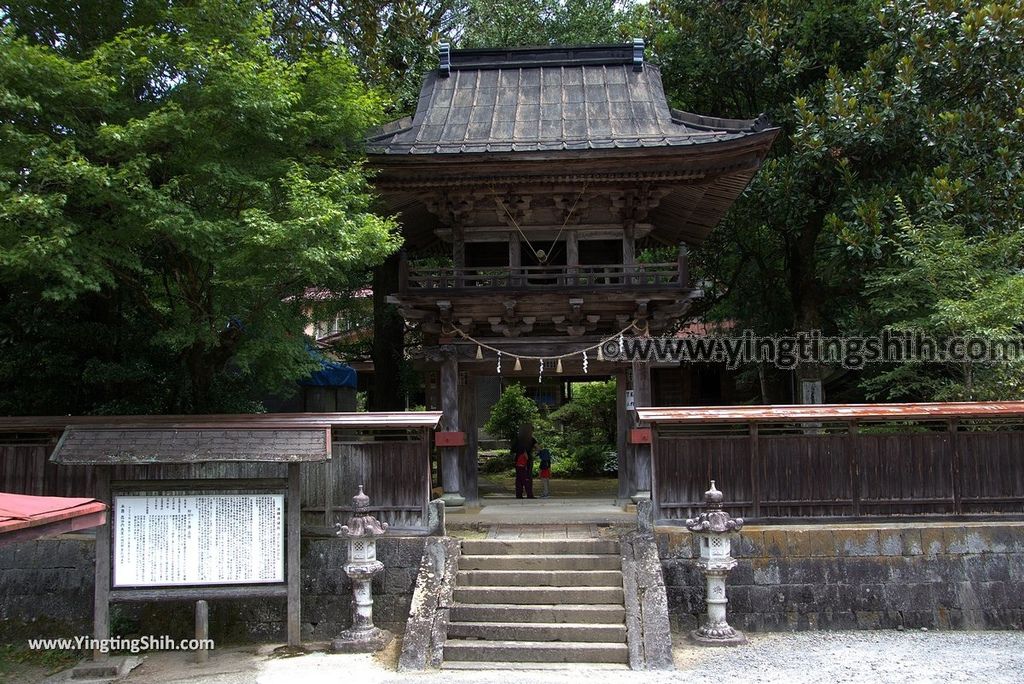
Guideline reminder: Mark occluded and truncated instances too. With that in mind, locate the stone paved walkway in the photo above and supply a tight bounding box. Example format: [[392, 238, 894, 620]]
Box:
[[485, 524, 603, 539], [35, 630, 1024, 684], [448, 498, 636, 526]]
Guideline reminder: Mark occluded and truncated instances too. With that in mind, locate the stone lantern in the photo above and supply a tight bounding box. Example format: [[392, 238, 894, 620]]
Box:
[[685, 480, 746, 646], [331, 485, 393, 652]]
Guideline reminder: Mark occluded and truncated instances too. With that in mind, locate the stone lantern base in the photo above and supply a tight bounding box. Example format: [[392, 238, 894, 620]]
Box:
[[689, 627, 747, 647], [331, 627, 394, 653]]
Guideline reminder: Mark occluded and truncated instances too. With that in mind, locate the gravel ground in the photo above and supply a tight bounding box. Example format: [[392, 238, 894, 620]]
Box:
[[46, 630, 1019, 684]]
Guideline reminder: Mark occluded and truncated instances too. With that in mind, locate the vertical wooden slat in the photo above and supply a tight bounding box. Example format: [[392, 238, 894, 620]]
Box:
[[749, 423, 760, 518], [850, 421, 861, 516], [323, 446, 334, 529], [950, 419, 962, 515]]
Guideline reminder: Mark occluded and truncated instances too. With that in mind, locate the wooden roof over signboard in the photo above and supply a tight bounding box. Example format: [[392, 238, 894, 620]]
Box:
[[50, 426, 333, 464]]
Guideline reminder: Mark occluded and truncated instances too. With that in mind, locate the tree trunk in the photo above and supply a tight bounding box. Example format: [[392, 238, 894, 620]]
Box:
[[370, 253, 405, 411], [788, 213, 827, 403]]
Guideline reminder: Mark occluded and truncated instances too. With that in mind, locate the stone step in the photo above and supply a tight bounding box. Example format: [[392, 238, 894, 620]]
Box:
[[461, 539, 619, 556], [453, 586, 624, 605], [458, 553, 622, 571], [446, 621, 627, 643], [441, 661, 630, 671], [444, 639, 629, 664], [456, 569, 622, 587], [450, 603, 625, 624]]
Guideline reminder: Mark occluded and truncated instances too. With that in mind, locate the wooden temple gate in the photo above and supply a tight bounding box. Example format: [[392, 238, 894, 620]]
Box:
[[639, 403, 1024, 522], [369, 43, 779, 505]]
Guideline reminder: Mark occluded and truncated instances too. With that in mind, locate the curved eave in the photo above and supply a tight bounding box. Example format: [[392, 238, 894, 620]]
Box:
[[368, 126, 780, 185], [370, 127, 778, 249]]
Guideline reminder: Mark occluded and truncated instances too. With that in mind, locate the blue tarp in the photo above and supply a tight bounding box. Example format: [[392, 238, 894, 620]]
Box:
[[300, 354, 357, 389]]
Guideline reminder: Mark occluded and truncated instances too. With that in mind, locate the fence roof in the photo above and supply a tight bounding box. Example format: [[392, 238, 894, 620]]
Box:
[[0, 412, 443, 435], [636, 401, 1024, 424]]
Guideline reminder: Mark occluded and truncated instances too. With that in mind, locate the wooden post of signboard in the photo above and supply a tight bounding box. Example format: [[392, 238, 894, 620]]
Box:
[[195, 600, 209, 663], [93, 468, 111, 662], [287, 463, 301, 647]]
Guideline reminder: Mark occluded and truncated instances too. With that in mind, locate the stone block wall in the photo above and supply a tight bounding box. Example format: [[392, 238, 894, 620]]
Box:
[[659, 521, 1024, 632], [0, 535, 427, 645], [0, 538, 95, 640]]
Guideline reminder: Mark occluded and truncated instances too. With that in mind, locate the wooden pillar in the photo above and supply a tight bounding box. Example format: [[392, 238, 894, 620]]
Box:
[[440, 350, 465, 507], [509, 232, 521, 287], [678, 243, 689, 287], [566, 231, 579, 285], [459, 374, 479, 505], [287, 463, 301, 647], [453, 226, 465, 288], [630, 360, 652, 501], [615, 370, 630, 501], [509, 232, 521, 267], [623, 230, 636, 286], [92, 468, 111, 662]]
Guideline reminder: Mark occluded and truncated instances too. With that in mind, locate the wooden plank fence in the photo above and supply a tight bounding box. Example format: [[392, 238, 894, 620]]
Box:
[[653, 418, 1024, 521], [1, 425, 433, 533]]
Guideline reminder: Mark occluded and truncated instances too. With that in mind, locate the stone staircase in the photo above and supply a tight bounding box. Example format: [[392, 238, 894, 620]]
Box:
[[442, 538, 629, 669]]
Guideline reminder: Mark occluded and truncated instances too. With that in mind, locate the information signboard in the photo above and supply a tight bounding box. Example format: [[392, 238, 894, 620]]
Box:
[[113, 494, 284, 587]]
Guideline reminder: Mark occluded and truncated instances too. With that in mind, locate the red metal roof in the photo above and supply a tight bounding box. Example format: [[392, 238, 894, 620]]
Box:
[[0, 493, 107, 544], [636, 401, 1024, 424], [0, 411, 443, 434]]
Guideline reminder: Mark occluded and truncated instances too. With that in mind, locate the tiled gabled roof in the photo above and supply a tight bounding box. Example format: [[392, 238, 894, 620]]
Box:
[[368, 43, 772, 155]]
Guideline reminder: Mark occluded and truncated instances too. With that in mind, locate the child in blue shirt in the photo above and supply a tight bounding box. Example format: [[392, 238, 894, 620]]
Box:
[[537, 447, 552, 498]]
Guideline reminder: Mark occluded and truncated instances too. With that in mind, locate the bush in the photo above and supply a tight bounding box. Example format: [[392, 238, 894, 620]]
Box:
[[543, 381, 617, 477], [484, 383, 540, 442]]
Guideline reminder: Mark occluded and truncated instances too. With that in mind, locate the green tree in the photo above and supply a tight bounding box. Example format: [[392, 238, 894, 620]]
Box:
[[0, 1, 401, 414], [460, 0, 645, 48], [268, 0, 467, 115], [652, 0, 1024, 401], [484, 383, 540, 442], [864, 200, 1024, 401]]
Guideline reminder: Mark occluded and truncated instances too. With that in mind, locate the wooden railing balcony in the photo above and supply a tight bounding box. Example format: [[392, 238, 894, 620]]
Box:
[[399, 262, 688, 294]]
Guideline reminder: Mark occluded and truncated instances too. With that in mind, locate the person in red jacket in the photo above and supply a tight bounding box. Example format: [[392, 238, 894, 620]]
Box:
[[512, 423, 537, 499]]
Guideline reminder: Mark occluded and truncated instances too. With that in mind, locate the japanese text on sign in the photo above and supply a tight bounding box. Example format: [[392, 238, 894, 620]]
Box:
[[113, 494, 284, 587]]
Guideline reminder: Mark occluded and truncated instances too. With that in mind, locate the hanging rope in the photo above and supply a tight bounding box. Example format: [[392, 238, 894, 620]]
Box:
[[447, 320, 642, 363], [491, 183, 588, 265]]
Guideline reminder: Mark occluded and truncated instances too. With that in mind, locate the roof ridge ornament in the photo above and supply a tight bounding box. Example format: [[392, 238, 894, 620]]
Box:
[[439, 42, 451, 78], [632, 38, 645, 72]]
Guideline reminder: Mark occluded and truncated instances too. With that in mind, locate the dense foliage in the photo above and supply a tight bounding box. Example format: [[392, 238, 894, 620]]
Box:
[[542, 381, 618, 477], [652, 0, 1024, 401], [0, 1, 400, 413], [2, 0, 1022, 416]]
